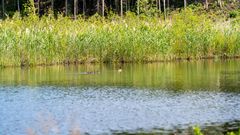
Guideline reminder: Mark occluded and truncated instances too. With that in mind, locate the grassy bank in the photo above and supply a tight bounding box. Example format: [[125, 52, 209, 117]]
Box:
[[0, 8, 240, 67]]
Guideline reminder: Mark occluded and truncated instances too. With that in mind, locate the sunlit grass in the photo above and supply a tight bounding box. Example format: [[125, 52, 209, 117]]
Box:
[[0, 9, 239, 67]]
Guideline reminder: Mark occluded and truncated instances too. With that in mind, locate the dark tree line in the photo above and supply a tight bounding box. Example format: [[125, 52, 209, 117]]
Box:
[[0, 0, 233, 18]]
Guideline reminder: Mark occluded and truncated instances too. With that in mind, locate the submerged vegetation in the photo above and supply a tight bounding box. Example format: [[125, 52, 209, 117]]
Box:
[[0, 2, 240, 66]]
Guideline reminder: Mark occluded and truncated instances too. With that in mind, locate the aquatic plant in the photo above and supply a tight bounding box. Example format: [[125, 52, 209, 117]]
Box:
[[193, 126, 204, 135], [227, 129, 240, 135], [193, 126, 240, 135]]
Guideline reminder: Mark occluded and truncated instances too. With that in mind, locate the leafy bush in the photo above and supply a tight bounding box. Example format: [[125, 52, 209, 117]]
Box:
[[229, 11, 238, 18]]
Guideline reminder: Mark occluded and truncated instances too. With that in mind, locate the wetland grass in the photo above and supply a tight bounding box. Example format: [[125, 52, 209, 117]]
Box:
[[0, 9, 239, 67]]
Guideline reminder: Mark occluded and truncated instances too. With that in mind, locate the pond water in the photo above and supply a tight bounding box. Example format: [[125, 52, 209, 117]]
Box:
[[0, 60, 240, 135]]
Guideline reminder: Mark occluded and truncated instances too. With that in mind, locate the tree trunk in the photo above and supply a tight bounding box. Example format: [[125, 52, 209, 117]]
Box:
[[156, 0, 158, 10], [37, 0, 40, 15], [127, 0, 129, 11], [205, 0, 208, 9], [2, 0, 4, 18], [65, 0, 68, 16], [163, 0, 166, 19], [158, 0, 161, 13], [184, 0, 187, 8], [17, 0, 20, 12], [137, 0, 140, 15], [120, 0, 123, 16], [115, 0, 119, 14], [83, 0, 86, 15], [51, 0, 54, 11], [102, 0, 104, 16], [97, 0, 100, 14], [74, 0, 77, 19]]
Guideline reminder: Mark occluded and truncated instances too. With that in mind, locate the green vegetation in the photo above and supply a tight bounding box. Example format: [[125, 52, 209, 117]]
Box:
[[193, 127, 204, 135], [0, 4, 240, 67], [194, 127, 240, 135]]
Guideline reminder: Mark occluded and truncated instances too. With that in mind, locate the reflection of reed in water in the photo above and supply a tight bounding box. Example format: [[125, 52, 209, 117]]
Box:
[[219, 71, 240, 91]]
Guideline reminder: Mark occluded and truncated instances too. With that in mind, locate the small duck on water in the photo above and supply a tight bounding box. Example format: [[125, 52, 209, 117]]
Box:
[[118, 69, 122, 73]]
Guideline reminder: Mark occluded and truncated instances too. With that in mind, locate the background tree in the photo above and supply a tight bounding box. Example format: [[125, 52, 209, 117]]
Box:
[[1, 0, 4, 17], [83, 0, 86, 15], [0, 0, 239, 19], [205, 0, 208, 9], [74, 0, 78, 19], [120, 0, 123, 16], [184, 0, 187, 8], [163, 0, 166, 19], [17, 0, 20, 12], [158, 0, 161, 13], [65, 0, 67, 15], [102, 0, 104, 16], [51, 0, 54, 11]]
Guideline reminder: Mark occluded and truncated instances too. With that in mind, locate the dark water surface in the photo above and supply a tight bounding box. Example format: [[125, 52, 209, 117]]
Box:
[[0, 60, 240, 135]]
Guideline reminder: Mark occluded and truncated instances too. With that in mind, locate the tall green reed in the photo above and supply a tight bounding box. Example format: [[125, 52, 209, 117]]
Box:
[[0, 8, 239, 67]]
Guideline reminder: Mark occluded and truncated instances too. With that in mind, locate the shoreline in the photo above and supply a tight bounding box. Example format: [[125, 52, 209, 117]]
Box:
[[1, 56, 240, 68]]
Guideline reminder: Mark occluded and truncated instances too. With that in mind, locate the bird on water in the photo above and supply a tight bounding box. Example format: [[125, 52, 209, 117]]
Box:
[[118, 68, 122, 73]]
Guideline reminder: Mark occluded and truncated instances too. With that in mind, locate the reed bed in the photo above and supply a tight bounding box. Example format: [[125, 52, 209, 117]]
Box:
[[0, 9, 239, 67]]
